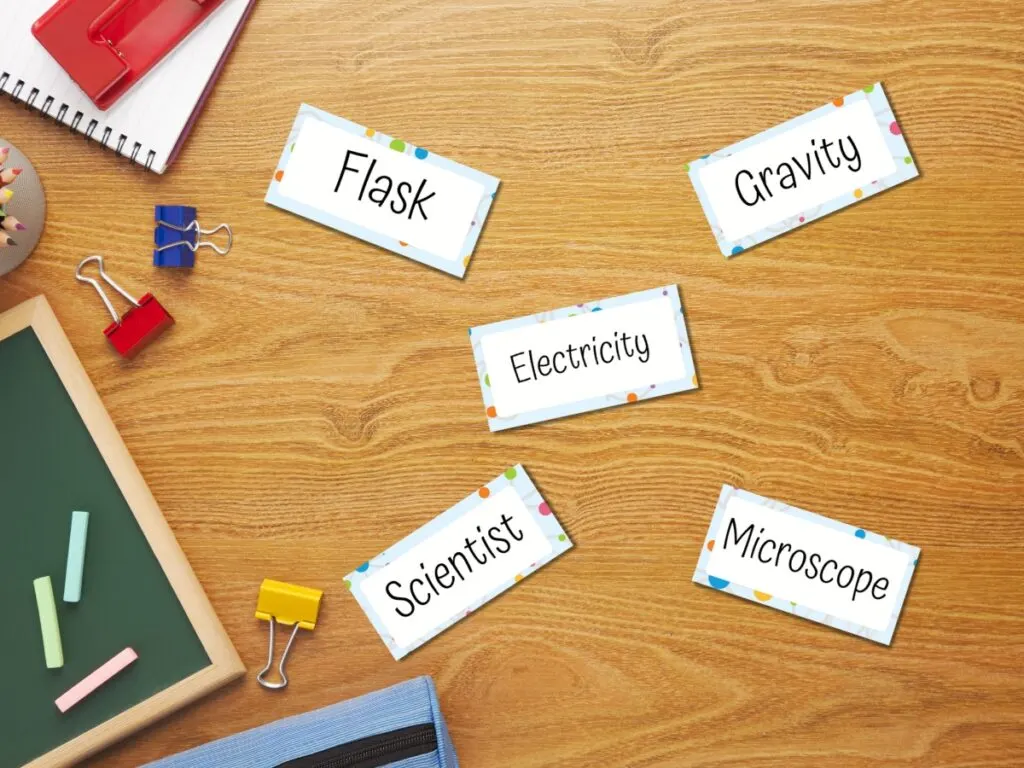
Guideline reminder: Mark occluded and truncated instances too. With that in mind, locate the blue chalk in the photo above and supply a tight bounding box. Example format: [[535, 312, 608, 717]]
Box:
[[63, 510, 89, 603]]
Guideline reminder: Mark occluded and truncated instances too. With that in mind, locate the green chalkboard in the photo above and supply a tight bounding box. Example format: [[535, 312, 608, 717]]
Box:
[[0, 326, 211, 768]]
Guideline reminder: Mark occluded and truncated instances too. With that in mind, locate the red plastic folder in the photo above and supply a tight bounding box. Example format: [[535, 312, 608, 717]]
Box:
[[32, 0, 229, 111]]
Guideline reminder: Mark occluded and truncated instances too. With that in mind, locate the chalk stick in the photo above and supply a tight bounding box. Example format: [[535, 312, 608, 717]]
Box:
[[63, 511, 90, 602], [55, 647, 138, 713], [33, 576, 63, 669]]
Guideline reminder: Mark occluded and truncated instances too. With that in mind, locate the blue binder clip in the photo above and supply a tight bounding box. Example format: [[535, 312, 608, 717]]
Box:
[[154, 205, 233, 267]]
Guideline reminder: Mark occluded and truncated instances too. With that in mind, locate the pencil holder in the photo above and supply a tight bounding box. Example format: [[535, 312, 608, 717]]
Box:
[[0, 140, 45, 277]]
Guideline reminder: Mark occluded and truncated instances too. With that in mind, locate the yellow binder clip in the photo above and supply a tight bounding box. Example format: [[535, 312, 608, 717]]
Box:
[[255, 579, 323, 690]]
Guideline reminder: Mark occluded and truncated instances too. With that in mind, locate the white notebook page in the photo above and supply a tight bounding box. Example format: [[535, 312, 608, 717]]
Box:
[[0, 0, 251, 173]]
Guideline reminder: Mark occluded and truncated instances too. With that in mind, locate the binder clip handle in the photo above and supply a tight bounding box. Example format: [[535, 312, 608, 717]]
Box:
[[155, 219, 233, 256], [256, 618, 301, 690], [75, 255, 140, 325]]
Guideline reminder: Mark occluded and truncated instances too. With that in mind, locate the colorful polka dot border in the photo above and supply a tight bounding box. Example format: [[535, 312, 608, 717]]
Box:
[[343, 465, 572, 660]]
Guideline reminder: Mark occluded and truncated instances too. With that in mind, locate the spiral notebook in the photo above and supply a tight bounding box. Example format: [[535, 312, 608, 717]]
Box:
[[0, 0, 256, 174]]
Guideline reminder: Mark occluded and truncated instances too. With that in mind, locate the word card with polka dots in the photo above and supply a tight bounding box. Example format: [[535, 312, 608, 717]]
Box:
[[470, 285, 699, 431], [267, 104, 500, 278], [346, 465, 571, 660], [688, 83, 918, 257], [693, 485, 920, 645]]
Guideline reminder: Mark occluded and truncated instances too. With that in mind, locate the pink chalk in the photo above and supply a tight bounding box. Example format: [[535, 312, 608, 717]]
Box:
[[55, 647, 138, 713]]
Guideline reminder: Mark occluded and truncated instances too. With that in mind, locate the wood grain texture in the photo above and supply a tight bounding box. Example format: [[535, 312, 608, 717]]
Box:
[[1, 0, 1022, 765]]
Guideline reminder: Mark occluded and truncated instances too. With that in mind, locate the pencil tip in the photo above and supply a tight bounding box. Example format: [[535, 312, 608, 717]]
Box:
[[5, 237, 15, 246]]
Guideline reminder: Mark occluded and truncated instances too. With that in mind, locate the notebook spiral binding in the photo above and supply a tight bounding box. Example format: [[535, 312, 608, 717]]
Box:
[[0, 70, 157, 171]]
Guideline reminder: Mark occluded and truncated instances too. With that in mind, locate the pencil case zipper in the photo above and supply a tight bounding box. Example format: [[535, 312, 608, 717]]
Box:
[[275, 722, 438, 768]]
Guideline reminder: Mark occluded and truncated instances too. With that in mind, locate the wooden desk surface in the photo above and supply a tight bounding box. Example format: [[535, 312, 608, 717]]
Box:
[[2, 1, 1023, 765]]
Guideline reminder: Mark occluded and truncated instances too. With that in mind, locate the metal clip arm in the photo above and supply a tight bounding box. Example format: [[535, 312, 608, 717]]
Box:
[[256, 618, 302, 690], [155, 219, 233, 255], [75, 255, 140, 324]]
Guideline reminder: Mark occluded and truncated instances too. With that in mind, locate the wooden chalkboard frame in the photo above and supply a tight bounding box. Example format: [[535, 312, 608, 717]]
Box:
[[0, 296, 245, 768]]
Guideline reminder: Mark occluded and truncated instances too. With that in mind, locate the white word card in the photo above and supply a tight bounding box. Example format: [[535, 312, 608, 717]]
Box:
[[470, 285, 699, 431], [267, 104, 500, 278], [693, 486, 919, 645], [689, 83, 918, 256], [346, 466, 571, 659]]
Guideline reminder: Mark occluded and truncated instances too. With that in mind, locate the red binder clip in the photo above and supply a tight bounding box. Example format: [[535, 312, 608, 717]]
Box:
[[32, 0, 229, 111], [75, 255, 174, 358]]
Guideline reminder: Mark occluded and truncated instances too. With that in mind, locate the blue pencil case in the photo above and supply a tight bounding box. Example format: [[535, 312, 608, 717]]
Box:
[[143, 676, 458, 768]]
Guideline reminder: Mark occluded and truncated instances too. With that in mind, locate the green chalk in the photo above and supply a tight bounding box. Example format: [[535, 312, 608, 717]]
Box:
[[33, 576, 63, 669], [63, 511, 89, 603]]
